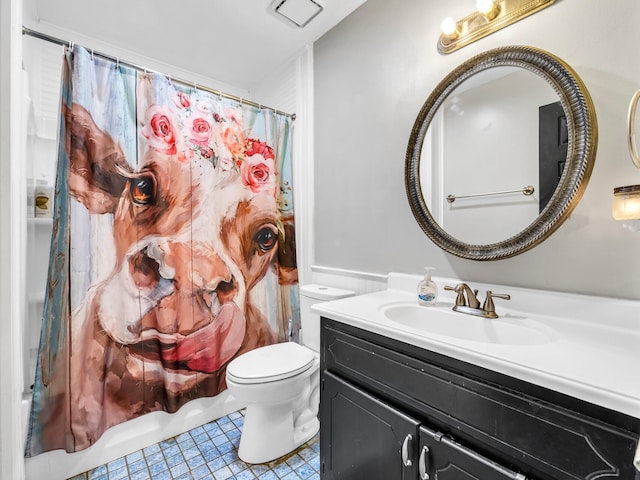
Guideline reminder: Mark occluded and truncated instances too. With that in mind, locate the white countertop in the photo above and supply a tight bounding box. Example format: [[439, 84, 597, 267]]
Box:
[[312, 273, 640, 419]]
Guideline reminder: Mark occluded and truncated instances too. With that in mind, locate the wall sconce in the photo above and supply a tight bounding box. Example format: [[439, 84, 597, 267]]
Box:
[[612, 90, 640, 231], [437, 0, 556, 54]]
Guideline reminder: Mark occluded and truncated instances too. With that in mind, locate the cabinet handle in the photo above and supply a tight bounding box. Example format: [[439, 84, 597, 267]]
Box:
[[440, 435, 527, 479], [401, 434, 413, 467], [419, 446, 430, 480]]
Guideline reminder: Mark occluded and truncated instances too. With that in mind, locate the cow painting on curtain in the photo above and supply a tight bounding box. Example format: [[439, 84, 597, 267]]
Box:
[[25, 46, 298, 456]]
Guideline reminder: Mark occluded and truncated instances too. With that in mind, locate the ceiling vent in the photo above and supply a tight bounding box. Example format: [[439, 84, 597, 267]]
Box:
[[272, 0, 323, 28]]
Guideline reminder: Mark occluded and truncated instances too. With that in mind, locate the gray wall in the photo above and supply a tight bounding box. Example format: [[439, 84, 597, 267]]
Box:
[[314, 0, 640, 299]]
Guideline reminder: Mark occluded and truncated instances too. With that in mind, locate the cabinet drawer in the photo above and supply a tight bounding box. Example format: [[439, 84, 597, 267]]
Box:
[[322, 319, 639, 480]]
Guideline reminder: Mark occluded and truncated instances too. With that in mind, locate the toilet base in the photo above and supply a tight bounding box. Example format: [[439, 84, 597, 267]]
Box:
[[238, 403, 319, 464]]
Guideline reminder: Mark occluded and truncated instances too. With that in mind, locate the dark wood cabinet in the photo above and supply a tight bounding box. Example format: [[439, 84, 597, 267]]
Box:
[[320, 318, 640, 480], [322, 371, 527, 480], [321, 372, 418, 479]]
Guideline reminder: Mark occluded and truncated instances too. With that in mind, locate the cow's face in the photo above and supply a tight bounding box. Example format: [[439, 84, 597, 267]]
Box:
[[65, 98, 282, 384]]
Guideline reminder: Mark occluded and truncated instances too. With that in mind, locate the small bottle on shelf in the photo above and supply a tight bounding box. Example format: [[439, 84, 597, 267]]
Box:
[[34, 176, 53, 218]]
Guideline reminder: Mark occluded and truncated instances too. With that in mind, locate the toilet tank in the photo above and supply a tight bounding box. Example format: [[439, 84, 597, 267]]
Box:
[[299, 285, 355, 352]]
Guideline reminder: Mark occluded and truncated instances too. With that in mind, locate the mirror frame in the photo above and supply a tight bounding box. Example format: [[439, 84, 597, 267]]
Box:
[[405, 46, 597, 261]]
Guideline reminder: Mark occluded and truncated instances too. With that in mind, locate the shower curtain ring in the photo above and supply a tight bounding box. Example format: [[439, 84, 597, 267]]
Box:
[[90, 49, 94, 61], [116, 57, 120, 69]]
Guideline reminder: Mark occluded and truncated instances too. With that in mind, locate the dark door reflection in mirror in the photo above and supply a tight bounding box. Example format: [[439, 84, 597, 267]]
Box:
[[406, 46, 597, 260], [539, 101, 567, 213]]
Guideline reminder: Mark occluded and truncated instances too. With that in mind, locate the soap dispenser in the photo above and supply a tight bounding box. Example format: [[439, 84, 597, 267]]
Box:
[[417, 267, 438, 306]]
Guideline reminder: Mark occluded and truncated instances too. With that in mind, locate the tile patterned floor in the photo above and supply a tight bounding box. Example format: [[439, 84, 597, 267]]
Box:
[[66, 410, 320, 480]]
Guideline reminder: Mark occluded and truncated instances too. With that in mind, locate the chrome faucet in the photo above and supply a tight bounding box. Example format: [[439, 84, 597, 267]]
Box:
[[444, 283, 510, 319]]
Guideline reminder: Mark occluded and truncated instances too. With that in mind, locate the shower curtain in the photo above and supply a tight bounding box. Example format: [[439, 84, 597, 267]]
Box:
[[25, 46, 298, 456]]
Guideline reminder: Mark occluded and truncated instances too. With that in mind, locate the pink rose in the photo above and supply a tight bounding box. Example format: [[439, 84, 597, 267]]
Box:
[[173, 91, 191, 109], [200, 146, 213, 159], [142, 106, 177, 155], [241, 154, 274, 193], [245, 138, 274, 160], [190, 116, 212, 146]]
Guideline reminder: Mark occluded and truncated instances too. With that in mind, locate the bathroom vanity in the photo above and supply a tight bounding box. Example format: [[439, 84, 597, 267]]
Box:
[[316, 274, 640, 480]]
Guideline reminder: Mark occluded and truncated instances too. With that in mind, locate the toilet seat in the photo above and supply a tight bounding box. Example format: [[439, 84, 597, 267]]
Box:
[[226, 342, 315, 384]]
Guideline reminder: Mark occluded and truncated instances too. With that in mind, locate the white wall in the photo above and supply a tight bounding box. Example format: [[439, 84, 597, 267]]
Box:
[[1, 0, 28, 478], [313, 0, 640, 300]]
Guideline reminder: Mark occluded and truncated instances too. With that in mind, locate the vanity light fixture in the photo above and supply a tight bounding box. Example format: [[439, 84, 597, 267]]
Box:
[[437, 0, 556, 54], [612, 89, 640, 230]]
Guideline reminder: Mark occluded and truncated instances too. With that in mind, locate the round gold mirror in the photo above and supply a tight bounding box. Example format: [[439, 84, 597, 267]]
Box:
[[406, 46, 597, 260], [628, 89, 640, 168]]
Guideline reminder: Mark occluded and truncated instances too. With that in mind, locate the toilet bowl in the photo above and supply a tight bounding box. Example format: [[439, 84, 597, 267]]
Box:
[[225, 284, 354, 464]]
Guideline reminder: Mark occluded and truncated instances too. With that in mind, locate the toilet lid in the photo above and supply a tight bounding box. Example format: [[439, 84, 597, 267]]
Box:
[[226, 342, 315, 384]]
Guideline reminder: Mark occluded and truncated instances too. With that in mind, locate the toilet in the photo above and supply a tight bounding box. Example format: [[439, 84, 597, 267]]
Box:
[[225, 284, 355, 464]]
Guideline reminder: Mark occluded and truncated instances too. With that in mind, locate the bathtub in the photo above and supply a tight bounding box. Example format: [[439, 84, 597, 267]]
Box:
[[23, 391, 242, 480]]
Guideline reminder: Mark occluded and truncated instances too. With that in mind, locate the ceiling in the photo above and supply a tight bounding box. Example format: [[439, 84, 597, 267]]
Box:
[[23, 0, 366, 91]]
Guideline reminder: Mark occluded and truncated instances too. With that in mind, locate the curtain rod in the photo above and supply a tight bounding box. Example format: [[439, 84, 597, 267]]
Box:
[[22, 26, 296, 120]]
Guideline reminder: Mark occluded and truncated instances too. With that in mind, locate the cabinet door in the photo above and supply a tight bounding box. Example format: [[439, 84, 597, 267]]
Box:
[[418, 425, 527, 480], [321, 371, 419, 480]]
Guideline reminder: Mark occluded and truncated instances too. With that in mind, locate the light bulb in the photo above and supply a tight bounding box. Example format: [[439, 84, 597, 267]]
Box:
[[440, 17, 458, 38], [476, 0, 494, 14], [612, 185, 640, 220], [476, 0, 500, 20]]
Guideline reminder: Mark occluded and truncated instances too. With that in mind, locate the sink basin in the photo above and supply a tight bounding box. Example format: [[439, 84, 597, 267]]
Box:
[[381, 303, 554, 346]]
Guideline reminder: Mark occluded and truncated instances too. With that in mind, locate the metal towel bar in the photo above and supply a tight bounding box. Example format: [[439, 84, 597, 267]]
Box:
[[446, 185, 535, 203]]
